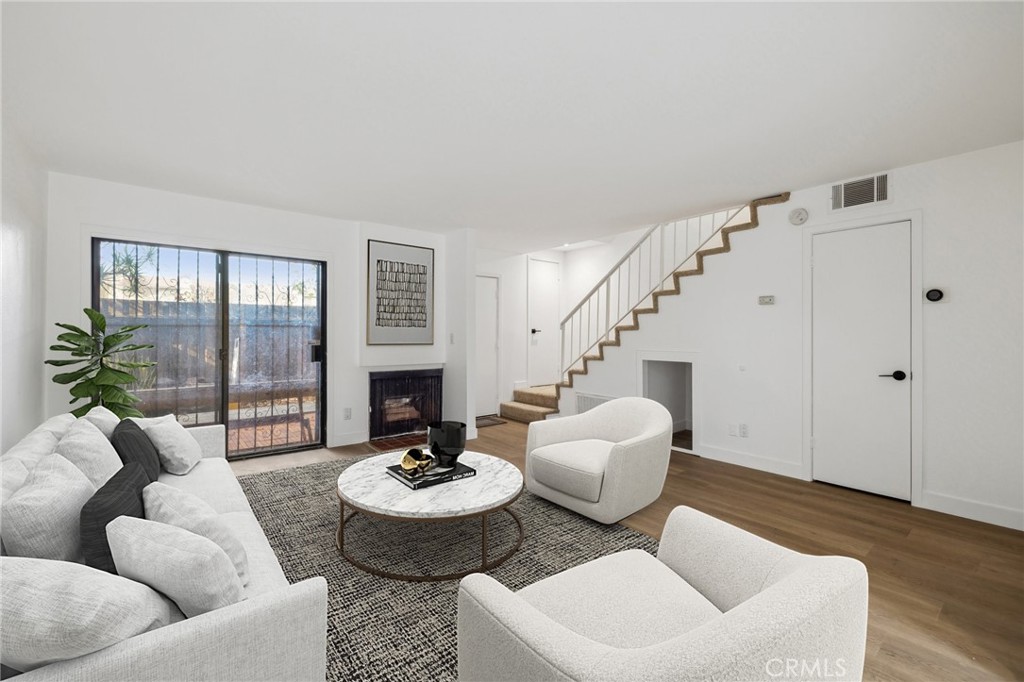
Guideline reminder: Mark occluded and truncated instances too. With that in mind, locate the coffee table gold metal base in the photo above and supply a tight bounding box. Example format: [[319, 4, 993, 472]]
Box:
[[335, 490, 525, 582]]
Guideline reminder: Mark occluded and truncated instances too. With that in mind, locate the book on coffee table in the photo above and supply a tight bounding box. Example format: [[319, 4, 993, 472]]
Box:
[[385, 462, 477, 490]]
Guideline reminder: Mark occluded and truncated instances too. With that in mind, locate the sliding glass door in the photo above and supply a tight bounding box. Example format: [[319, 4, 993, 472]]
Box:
[[94, 239, 326, 458], [225, 254, 325, 456]]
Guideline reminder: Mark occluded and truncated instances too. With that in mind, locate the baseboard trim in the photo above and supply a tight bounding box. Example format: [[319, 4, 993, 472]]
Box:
[[696, 444, 804, 480], [918, 490, 1024, 531]]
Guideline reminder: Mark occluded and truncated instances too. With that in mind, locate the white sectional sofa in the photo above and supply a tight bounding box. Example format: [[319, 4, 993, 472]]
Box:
[[0, 413, 328, 681]]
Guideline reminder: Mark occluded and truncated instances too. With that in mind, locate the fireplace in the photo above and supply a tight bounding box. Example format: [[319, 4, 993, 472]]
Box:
[[368, 369, 443, 440]]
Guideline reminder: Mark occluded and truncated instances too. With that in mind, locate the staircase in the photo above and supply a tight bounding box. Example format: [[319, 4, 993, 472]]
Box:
[[500, 385, 559, 424], [499, 192, 789, 424], [556, 193, 790, 404]]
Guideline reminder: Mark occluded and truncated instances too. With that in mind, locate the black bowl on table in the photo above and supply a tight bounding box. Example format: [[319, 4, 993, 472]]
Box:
[[427, 421, 466, 469]]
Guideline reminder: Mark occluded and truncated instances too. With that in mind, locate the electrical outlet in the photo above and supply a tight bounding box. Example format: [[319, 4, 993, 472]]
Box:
[[343, 407, 352, 421], [758, 295, 775, 305], [739, 423, 749, 438], [728, 423, 738, 437]]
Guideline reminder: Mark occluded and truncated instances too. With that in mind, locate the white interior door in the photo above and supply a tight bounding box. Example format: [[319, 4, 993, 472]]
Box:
[[812, 221, 911, 500], [528, 258, 560, 386], [475, 276, 499, 416]]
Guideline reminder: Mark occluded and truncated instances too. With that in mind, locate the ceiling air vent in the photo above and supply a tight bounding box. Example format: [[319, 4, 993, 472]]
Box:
[[831, 174, 889, 210]]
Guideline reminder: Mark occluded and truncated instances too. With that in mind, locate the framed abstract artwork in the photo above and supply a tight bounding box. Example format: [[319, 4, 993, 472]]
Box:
[[366, 240, 434, 345]]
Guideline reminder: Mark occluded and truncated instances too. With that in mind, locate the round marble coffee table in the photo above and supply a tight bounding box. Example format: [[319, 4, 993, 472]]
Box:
[[335, 450, 524, 582]]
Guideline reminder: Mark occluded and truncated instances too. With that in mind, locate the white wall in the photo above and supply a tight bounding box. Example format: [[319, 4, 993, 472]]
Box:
[[1, 129, 48, 450], [442, 229, 478, 440], [565, 141, 1023, 529], [561, 229, 644, 314], [44, 173, 451, 447]]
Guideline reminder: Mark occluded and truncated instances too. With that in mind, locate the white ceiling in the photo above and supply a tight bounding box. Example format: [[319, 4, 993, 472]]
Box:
[[3, 2, 1021, 254]]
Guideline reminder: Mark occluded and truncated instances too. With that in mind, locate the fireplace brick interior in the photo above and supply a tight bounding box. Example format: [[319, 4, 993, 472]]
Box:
[[368, 369, 443, 440]]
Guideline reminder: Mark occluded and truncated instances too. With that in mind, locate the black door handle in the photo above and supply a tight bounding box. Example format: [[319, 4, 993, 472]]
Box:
[[531, 328, 542, 334], [878, 370, 907, 381]]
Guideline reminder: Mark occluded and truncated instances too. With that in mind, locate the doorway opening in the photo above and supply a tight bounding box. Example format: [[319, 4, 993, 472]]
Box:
[[643, 360, 693, 453]]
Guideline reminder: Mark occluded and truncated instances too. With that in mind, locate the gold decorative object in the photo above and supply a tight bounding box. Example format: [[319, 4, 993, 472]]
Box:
[[399, 448, 434, 477]]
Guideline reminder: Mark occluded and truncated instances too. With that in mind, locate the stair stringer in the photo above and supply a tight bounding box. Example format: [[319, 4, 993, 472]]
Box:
[[554, 192, 790, 415]]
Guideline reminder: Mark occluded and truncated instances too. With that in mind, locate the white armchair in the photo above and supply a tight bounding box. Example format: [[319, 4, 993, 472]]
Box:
[[458, 505, 869, 681], [526, 397, 673, 524]]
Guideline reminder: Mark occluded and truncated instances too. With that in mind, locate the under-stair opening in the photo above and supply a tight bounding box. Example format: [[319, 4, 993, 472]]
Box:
[[643, 360, 694, 454]]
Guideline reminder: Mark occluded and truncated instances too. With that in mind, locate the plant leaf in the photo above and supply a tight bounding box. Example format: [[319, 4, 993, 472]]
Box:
[[48, 344, 82, 352], [102, 332, 133, 350], [71, 403, 97, 418], [69, 380, 99, 399], [108, 405, 145, 419], [44, 358, 90, 367], [107, 360, 156, 369], [83, 308, 106, 333], [108, 344, 155, 355], [112, 324, 149, 334], [94, 366, 138, 385], [56, 332, 94, 346], [55, 322, 90, 336], [100, 387, 141, 405], [52, 368, 96, 384]]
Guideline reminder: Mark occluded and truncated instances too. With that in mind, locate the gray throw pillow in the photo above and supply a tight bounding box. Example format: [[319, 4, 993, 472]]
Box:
[[1, 454, 96, 561], [143, 482, 249, 585], [81, 405, 121, 438], [140, 418, 202, 475], [0, 556, 182, 672], [107, 516, 245, 618], [55, 418, 123, 488]]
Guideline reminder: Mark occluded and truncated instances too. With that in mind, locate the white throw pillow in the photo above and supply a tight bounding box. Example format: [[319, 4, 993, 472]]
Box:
[[1, 454, 96, 561], [139, 418, 202, 475], [107, 516, 245, 618], [0, 556, 182, 672], [55, 417, 123, 487], [143, 482, 250, 585], [129, 413, 177, 429], [81, 405, 121, 438]]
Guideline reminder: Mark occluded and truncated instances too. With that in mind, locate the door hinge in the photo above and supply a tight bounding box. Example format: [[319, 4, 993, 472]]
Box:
[[810, 437, 816, 450]]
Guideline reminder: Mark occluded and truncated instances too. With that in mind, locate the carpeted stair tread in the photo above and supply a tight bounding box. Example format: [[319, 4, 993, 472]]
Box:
[[500, 401, 557, 423], [512, 385, 559, 409]]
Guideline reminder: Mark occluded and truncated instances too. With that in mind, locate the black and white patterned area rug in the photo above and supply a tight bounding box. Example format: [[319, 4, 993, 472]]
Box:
[[238, 459, 658, 682]]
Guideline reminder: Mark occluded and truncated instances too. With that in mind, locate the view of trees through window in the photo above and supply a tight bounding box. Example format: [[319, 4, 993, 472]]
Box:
[[94, 239, 326, 457]]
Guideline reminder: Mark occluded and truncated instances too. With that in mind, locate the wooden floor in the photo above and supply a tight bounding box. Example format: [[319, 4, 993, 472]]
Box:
[[232, 421, 1024, 680]]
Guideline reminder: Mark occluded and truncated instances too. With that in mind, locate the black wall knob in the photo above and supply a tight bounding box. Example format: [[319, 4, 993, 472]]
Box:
[[926, 289, 944, 302], [879, 370, 908, 381]]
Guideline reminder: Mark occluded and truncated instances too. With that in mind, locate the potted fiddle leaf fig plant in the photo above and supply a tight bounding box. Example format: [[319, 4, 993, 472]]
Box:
[[45, 308, 156, 418]]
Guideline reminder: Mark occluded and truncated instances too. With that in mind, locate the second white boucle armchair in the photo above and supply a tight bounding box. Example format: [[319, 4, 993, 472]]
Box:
[[526, 397, 673, 524], [458, 506, 869, 681]]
